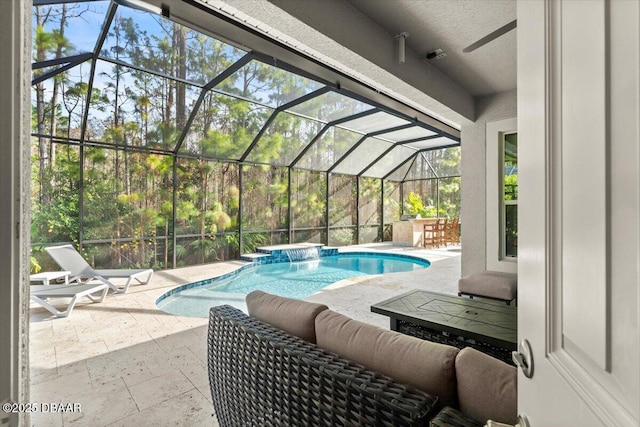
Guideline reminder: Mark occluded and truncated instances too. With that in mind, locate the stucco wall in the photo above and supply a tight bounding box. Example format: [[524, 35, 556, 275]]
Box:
[[460, 89, 517, 276]]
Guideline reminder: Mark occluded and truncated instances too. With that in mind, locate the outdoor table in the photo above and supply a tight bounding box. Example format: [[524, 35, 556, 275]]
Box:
[[371, 289, 517, 365], [29, 271, 71, 286]]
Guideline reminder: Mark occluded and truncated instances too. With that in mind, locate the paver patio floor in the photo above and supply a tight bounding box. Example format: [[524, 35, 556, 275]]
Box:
[[29, 243, 461, 426]]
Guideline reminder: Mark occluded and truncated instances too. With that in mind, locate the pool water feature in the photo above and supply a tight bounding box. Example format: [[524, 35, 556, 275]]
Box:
[[157, 252, 430, 318], [285, 246, 320, 262]]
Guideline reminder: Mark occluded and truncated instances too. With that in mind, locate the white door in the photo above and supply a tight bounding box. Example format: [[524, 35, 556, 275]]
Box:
[[517, 1, 639, 426]]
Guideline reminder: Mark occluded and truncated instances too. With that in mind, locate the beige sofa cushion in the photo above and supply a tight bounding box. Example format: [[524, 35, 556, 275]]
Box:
[[315, 309, 459, 407], [455, 347, 517, 425], [245, 290, 328, 343]]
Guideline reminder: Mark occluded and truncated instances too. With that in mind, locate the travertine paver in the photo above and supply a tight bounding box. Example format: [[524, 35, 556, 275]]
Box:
[[29, 243, 460, 426]]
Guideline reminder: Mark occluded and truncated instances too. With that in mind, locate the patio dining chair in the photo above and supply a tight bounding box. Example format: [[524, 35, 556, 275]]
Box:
[[437, 218, 448, 247], [445, 217, 460, 245], [423, 219, 440, 247], [44, 244, 153, 294]]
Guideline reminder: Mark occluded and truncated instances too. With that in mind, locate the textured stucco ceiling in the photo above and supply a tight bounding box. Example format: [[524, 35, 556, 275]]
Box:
[[177, 0, 527, 125], [345, 0, 517, 97], [186, 0, 475, 127]]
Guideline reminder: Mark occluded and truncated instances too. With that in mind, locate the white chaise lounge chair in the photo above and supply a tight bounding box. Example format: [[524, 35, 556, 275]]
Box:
[[45, 244, 154, 294], [30, 283, 109, 318]]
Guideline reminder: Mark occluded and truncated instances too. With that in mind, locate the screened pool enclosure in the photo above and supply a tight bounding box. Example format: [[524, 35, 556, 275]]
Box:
[[31, 0, 461, 270]]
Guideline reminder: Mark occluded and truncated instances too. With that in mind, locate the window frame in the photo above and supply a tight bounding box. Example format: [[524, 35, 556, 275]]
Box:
[[485, 118, 517, 273], [501, 132, 518, 259]]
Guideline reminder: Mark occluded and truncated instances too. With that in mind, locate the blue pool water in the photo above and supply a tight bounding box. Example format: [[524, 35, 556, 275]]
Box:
[[156, 253, 430, 317]]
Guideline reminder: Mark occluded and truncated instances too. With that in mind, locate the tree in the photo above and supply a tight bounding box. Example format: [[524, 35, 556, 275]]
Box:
[[33, 3, 92, 204]]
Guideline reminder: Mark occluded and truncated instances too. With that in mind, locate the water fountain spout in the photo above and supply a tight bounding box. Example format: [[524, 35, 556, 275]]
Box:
[[285, 246, 320, 262]]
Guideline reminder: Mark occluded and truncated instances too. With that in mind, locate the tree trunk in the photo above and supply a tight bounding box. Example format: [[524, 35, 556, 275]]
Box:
[[174, 24, 187, 129], [35, 7, 49, 204], [200, 161, 207, 264], [48, 4, 68, 175], [114, 64, 122, 265]]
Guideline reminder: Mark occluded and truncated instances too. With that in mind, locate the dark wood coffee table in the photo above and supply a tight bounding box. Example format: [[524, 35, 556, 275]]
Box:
[[371, 290, 517, 365]]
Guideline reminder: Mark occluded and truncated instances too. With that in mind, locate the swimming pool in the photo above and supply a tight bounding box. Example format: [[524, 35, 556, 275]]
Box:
[[156, 252, 430, 317]]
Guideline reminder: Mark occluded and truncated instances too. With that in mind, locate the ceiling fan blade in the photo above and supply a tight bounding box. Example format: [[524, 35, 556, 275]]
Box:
[[463, 19, 517, 53]]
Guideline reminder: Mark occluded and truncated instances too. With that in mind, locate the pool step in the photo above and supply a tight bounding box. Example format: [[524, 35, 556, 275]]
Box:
[[255, 242, 324, 254], [241, 244, 339, 265], [240, 253, 271, 262]]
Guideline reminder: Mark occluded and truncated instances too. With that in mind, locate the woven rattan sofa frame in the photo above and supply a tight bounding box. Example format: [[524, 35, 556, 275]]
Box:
[[208, 305, 440, 426]]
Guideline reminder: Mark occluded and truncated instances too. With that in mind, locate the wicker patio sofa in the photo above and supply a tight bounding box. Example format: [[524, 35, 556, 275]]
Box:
[[207, 291, 517, 427]]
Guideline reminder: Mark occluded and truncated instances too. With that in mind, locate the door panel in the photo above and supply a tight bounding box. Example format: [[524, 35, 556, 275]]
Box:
[[518, 0, 639, 425], [559, 0, 607, 370]]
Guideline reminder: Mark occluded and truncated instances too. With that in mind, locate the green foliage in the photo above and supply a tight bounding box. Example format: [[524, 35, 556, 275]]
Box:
[[242, 233, 270, 254], [406, 192, 425, 215], [329, 227, 356, 246], [29, 3, 462, 269], [403, 180, 460, 219], [31, 256, 42, 274], [291, 170, 326, 230], [174, 243, 187, 260], [504, 174, 518, 200], [30, 245, 45, 274], [242, 165, 288, 232], [31, 191, 80, 242], [422, 146, 461, 178], [31, 144, 80, 243]]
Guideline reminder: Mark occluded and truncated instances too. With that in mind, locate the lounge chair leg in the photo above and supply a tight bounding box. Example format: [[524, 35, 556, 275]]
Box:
[[97, 276, 126, 294], [30, 295, 77, 318], [85, 287, 109, 303], [111, 269, 153, 294], [132, 270, 153, 285]]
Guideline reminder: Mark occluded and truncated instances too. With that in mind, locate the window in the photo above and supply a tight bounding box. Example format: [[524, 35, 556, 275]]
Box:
[[502, 133, 518, 258], [486, 118, 516, 272]]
